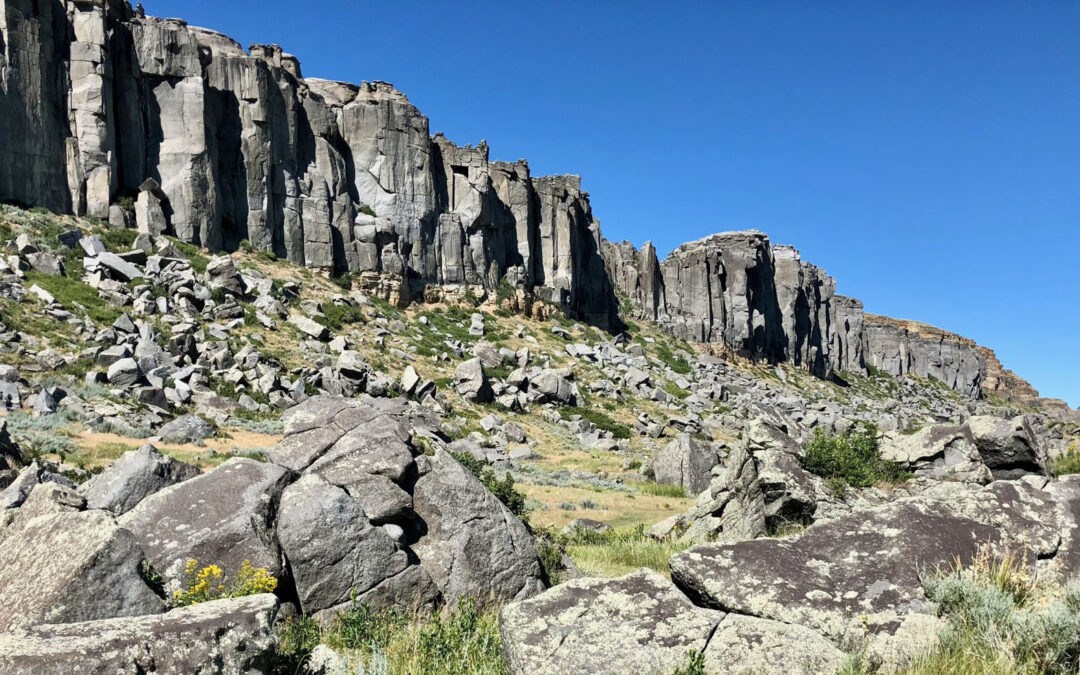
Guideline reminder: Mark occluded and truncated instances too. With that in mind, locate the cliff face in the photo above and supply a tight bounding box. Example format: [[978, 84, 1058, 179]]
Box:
[[0, 1, 1040, 401], [0, 2, 618, 327], [602, 235, 989, 396]]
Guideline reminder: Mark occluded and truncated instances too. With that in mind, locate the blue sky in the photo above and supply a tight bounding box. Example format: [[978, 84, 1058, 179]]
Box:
[[147, 0, 1080, 406]]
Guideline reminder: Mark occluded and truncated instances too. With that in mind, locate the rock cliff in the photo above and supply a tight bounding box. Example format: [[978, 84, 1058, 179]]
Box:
[[0, 1, 1040, 400], [0, 1, 618, 327]]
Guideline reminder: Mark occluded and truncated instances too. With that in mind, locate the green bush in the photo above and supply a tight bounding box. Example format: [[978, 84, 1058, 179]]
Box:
[[801, 425, 909, 489], [451, 452, 530, 523], [558, 406, 632, 440], [1054, 443, 1080, 477], [318, 301, 366, 331]]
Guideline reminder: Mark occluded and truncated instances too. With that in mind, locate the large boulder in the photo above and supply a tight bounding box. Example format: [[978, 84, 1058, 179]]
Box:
[[0, 509, 163, 631], [500, 568, 722, 675], [204, 255, 245, 297], [412, 450, 544, 604], [276, 474, 436, 615], [669, 499, 998, 648], [968, 415, 1050, 478], [529, 368, 577, 405], [879, 424, 992, 484], [78, 444, 201, 515], [653, 434, 718, 496], [0, 594, 279, 674], [704, 614, 848, 675], [119, 458, 292, 587], [454, 357, 493, 403]]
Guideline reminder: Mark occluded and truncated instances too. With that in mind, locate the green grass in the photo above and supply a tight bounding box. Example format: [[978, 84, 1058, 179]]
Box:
[[801, 424, 910, 489], [560, 525, 693, 578], [661, 380, 692, 399], [165, 237, 210, 273], [558, 406, 632, 440], [628, 481, 688, 499], [317, 301, 367, 331], [99, 228, 139, 252], [277, 597, 506, 675], [24, 270, 122, 325]]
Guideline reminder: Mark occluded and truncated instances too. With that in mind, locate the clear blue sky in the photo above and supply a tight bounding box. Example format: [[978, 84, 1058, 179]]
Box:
[[148, 0, 1080, 407]]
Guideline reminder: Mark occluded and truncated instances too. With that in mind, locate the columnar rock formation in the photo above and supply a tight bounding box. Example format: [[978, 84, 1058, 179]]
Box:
[[0, 1, 1036, 400], [0, 1, 618, 327], [602, 233, 986, 395]]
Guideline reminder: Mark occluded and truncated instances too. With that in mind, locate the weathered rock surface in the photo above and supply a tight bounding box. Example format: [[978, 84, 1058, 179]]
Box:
[[119, 458, 291, 586], [276, 474, 425, 615], [413, 449, 544, 604], [500, 569, 722, 675], [968, 414, 1050, 478], [669, 499, 998, 646], [0, 509, 163, 632], [880, 425, 992, 484], [653, 433, 718, 495], [0, 594, 279, 674], [79, 443, 200, 515]]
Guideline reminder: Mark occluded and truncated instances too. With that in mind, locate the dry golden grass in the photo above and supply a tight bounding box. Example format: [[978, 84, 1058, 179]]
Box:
[[519, 483, 693, 530], [71, 428, 282, 469]]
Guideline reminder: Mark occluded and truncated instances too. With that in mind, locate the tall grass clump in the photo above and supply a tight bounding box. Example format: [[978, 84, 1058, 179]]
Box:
[[277, 597, 506, 675], [801, 424, 909, 490], [903, 546, 1080, 675], [559, 524, 693, 579]]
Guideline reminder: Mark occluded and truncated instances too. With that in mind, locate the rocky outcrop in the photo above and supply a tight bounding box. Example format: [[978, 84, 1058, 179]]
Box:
[[0, 4, 617, 328], [862, 315, 985, 398], [267, 395, 544, 610]]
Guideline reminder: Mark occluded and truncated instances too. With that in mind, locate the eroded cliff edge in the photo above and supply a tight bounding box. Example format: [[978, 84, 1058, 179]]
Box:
[[0, 0, 1046, 403]]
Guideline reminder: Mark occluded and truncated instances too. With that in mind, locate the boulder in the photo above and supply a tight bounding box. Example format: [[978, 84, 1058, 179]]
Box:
[[276, 474, 433, 615], [704, 614, 848, 675], [79, 444, 200, 515], [669, 499, 998, 647], [289, 314, 330, 341], [119, 458, 292, 587], [500, 569, 722, 675], [653, 433, 718, 495], [157, 414, 214, 445], [106, 358, 143, 388], [0, 420, 21, 470], [204, 255, 244, 297], [651, 445, 765, 543], [0, 509, 163, 631], [880, 425, 992, 484], [529, 369, 577, 405], [0, 594, 278, 674], [454, 358, 493, 403], [968, 415, 1050, 478], [412, 450, 543, 604]]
